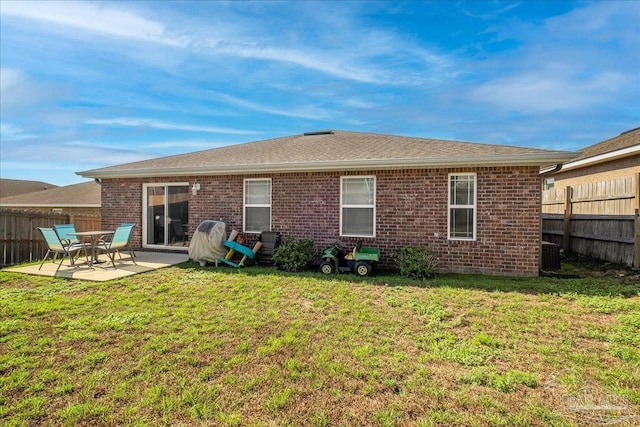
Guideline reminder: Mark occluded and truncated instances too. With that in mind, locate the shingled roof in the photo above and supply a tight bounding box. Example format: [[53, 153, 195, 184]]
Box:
[[78, 130, 578, 179], [575, 127, 639, 161], [0, 179, 58, 198], [0, 181, 100, 207], [559, 127, 639, 172]]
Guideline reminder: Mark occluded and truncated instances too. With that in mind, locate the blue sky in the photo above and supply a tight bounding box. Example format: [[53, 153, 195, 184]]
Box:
[[1, 0, 638, 186]]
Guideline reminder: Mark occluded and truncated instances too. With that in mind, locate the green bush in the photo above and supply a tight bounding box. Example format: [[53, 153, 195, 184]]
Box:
[[390, 245, 439, 279], [272, 237, 315, 272]]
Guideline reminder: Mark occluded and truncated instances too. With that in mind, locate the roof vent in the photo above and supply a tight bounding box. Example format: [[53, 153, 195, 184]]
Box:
[[303, 130, 334, 136]]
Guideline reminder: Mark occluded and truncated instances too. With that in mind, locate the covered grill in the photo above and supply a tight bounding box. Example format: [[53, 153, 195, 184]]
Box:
[[188, 220, 227, 266]]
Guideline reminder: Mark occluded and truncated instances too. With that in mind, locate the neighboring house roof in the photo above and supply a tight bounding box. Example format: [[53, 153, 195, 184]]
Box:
[[0, 178, 58, 198], [78, 130, 578, 179], [558, 127, 640, 172], [0, 181, 101, 208]]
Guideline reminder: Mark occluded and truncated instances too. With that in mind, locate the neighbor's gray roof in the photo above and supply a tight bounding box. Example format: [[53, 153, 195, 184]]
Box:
[[0, 179, 58, 198], [557, 127, 639, 172], [78, 130, 579, 179], [0, 181, 100, 207], [575, 127, 639, 161]]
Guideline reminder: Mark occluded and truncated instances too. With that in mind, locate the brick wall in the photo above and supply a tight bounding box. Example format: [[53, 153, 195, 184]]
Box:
[[101, 166, 541, 276], [100, 180, 145, 251]]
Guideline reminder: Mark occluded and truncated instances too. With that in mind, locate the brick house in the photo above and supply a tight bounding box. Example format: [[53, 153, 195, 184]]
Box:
[[78, 130, 576, 276]]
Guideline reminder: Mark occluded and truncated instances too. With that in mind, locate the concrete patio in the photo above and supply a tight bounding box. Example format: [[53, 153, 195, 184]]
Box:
[[4, 251, 188, 282]]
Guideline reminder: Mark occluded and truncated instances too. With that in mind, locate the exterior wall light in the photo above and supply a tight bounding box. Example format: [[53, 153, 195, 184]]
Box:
[[191, 182, 200, 196]]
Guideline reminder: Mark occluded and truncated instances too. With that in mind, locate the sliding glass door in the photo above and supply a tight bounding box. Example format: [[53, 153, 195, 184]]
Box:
[[144, 184, 189, 248]]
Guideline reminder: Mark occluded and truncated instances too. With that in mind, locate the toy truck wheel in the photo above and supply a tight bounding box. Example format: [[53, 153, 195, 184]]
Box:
[[354, 261, 372, 276], [320, 261, 335, 274]]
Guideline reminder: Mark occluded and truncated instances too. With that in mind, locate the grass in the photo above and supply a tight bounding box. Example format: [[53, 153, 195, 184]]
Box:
[[0, 259, 638, 426]]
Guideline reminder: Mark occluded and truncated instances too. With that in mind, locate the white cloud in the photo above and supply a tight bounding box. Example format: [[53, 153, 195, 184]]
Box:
[[2, 1, 455, 87], [456, 1, 523, 20], [466, 2, 638, 114], [0, 123, 36, 141], [213, 92, 334, 120], [343, 98, 377, 109], [142, 140, 229, 150], [543, 1, 639, 41], [212, 42, 385, 84], [0, 0, 188, 47], [2, 138, 157, 166], [471, 72, 628, 113], [0, 68, 67, 112], [85, 118, 261, 135], [66, 138, 227, 151], [214, 20, 460, 87], [0, 68, 24, 92]]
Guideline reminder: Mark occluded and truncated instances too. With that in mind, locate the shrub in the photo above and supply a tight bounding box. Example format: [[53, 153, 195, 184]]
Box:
[[390, 245, 439, 279], [272, 238, 315, 272]]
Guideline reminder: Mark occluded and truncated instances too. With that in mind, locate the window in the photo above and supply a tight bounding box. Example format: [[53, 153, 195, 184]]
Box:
[[544, 177, 555, 190], [341, 176, 375, 237], [244, 179, 271, 233], [143, 183, 189, 248], [448, 173, 476, 240]]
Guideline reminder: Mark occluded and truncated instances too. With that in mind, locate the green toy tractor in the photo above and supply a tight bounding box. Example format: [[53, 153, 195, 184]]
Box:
[[319, 241, 380, 276]]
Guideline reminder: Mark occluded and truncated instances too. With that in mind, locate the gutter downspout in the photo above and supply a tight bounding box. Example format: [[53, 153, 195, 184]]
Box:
[[539, 163, 563, 176]]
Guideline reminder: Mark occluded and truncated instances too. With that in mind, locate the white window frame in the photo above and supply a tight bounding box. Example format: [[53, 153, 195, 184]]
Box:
[[340, 176, 376, 238], [448, 173, 477, 241], [243, 178, 271, 234], [142, 182, 189, 250], [544, 177, 555, 190]]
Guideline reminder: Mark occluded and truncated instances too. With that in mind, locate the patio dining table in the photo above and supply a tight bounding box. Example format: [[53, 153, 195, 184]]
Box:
[[71, 230, 114, 266]]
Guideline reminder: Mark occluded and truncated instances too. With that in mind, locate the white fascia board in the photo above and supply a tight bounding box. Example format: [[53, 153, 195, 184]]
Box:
[[78, 152, 580, 179], [559, 144, 640, 172]]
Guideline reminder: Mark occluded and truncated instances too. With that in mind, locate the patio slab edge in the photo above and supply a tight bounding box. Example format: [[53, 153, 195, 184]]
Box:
[[3, 251, 188, 282]]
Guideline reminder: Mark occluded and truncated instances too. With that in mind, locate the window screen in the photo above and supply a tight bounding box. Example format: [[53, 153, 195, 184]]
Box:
[[341, 176, 375, 237], [244, 179, 271, 233], [449, 174, 476, 240]]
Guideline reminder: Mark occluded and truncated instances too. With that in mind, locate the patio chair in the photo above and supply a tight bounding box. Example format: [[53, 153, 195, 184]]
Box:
[[95, 223, 137, 259], [38, 227, 89, 273], [53, 223, 83, 245], [117, 223, 137, 258], [96, 224, 137, 269]]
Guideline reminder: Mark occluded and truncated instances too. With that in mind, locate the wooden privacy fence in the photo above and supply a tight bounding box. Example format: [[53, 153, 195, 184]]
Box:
[[0, 209, 101, 267], [542, 175, 640, 268]]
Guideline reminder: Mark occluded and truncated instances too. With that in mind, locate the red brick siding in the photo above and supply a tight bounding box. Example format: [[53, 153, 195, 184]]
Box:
[[100, 166, 541, 276], [191, 176, 244, 232], [100, 180, 144, 249]]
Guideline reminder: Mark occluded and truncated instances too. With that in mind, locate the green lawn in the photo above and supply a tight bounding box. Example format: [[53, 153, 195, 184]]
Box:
[[1, 260, 638, 426]]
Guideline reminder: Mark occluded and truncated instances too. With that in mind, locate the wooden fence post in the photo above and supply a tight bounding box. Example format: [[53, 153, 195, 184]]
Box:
[[634, 173, 640, 269], [563, 186, 573, 254]]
